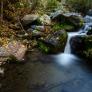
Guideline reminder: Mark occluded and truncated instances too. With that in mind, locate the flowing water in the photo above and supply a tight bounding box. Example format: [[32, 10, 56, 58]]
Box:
[[0, 15, 92, 92], [54, 17, 92, 67]]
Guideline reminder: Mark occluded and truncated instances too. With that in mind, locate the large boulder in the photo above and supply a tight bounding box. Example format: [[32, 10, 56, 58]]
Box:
[[0, 41, 27, 63], [37, 30, 67, 54], [21, 14, 39, 28], [21, 14, 51, 30], [70, 36, 84, 55], [50, 10, 63, 21], [51, 11, 84, 28], [70, 35, 92, 60]]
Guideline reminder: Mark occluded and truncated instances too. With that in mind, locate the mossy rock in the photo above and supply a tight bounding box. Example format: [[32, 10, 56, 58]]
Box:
[[71, 35, 92, 60], [37, 30, 67, 54], [83, 36, 92, 60], [52, 23, 75, 32], [51, 12, 84, 29]]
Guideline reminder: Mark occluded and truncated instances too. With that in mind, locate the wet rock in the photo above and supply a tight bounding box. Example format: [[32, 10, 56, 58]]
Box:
[[70, 35, 92, 60], [38, 30, 67, 53], [70, 36, 84, 55]]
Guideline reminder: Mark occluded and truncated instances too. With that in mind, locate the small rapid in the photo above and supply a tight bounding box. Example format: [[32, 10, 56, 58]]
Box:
[[54, 15, 92, 66]]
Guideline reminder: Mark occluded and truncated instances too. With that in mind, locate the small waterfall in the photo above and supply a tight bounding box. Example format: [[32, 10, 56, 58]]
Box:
[[64, 32, 78, 54], [64, 16, 92, 54], [53, 15, 92, 66], [64, 33, 71, 53]]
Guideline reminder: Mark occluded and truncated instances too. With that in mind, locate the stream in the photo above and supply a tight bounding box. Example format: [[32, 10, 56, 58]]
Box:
[[0, 15, 92, 92]]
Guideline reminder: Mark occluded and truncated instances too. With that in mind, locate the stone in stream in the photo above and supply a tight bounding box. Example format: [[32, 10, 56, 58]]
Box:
[[70, 35, 92, 60], [70, 36, 84, 54], [37, 30, 67, 54], [0, 41, 27, 63]]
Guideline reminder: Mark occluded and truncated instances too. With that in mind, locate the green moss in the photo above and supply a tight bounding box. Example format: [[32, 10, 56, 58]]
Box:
[[82, 36, 92, 59], [37, 41, 50, 53], [84, 48, 92, 58], [52, 23, 74, 31], [84, 36, 92, 49], [37, 30, 67, 54]]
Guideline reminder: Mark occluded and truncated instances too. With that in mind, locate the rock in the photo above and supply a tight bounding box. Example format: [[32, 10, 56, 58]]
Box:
[[70, 36, 84, 55], [51, 11, 84, 28], [82, 36, 92, 60], [70, 35, 92, 60], [27, 25, 51, 38], [52, 23, 75, 32], [87, 9, 92, 16], [21, 14, 39, 27], [38, 30, 67, 53], [31, 25, 45, 32], [87, 29, 92, 35], [0, 41, 27, 62], [50, 10, 63, 19], [7, 41, 27, 61], [39, 14, 51, 25], [32, 30, 44, 38]]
